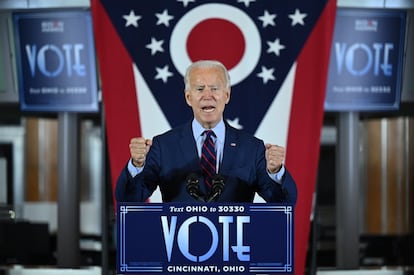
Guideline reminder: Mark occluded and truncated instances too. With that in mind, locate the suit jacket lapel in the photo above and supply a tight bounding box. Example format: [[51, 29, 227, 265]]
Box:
[[178, 122, 201, 173], [220, 125, 240, 173]]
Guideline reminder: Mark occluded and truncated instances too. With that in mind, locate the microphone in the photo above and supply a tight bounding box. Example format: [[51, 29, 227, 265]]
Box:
[[207, 174, 225, 202], [186, 173, 205, 202]]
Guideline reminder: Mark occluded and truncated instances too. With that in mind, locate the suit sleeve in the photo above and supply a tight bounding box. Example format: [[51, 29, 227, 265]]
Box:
[[255, 141, 297, 204], [279, 169, 298, 204], [115, 163, 154, 203], [115, 137, 162, 203]]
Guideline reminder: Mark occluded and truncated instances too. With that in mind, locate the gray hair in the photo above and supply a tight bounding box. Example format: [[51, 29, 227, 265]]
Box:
[[184, 60, 231, 90]]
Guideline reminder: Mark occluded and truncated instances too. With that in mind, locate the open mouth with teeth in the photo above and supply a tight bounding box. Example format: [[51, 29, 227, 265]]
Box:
[[202, 106, 216, 112]]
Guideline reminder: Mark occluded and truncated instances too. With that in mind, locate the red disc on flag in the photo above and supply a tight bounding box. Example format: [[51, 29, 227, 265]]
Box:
[[186, 19, 245, 70], [170, 3, 261, 85]]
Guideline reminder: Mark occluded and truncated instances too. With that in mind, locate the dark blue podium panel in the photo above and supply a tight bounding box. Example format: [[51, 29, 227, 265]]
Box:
[[117, 203, 294, 274]]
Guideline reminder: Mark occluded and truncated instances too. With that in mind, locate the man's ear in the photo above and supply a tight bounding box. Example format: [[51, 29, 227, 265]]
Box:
[[225, 89, 231, 104], [185, 91, 192, 106]]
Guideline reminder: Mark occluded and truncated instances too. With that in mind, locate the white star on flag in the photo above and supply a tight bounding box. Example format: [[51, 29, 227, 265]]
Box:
[[122, 10, 141, 27], [155, 9, 174, 27], [257, 66, 276, 84], [289, 8, 307, 26], [267, 38, 286, 56], [226, 117, 243, 130], [155, 65, 173, 83], [237, 0, 256, 8], [146, 37, 164, 55], [258, 10, 277, 27], [177, 0, 195, 7]]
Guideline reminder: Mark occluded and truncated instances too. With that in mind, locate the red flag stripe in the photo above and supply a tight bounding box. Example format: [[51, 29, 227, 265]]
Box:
[[91, 0, 142, 194], [286, 0, 337, 274]]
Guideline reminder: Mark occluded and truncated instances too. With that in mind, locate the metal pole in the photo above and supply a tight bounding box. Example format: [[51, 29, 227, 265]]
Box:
[[57, 112, 80, 267], [336, 112, 360, 268], [101, 107, 109, 275]]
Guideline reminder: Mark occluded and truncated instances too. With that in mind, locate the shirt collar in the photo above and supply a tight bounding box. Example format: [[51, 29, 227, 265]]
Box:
[[192, 119, 225, 142]]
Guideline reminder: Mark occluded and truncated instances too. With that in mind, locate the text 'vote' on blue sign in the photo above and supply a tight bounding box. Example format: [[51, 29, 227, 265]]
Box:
[[117, 203, 294, 274], [13, 10, 99, 112], [325, 9, 406, 111]]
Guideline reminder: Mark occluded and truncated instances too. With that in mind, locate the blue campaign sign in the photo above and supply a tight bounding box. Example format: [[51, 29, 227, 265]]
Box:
[[325, 9, 406, 111], [13, 11, 98, 112], [117, 203, 294, 274]]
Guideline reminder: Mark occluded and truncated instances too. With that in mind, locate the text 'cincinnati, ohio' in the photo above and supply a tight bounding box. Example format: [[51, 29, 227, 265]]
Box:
[[166, 265, 245, 273]]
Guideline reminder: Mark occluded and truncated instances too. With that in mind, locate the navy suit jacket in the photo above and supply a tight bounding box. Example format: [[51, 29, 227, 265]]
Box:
[[115, 122, 297, 204]]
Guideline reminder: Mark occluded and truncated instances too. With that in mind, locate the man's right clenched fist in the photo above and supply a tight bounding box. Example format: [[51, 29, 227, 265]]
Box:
[[129, 137, 152, 167]]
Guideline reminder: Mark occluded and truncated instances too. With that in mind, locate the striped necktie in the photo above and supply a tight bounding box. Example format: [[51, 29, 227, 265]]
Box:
[[201, 130, 216, 188]]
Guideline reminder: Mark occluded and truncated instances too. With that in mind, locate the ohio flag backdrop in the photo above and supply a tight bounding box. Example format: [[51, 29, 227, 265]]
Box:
[[91, 0, 336, 274]]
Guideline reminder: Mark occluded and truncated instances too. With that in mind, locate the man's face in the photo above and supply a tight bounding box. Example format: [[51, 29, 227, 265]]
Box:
[[185, 66, 230, 129]]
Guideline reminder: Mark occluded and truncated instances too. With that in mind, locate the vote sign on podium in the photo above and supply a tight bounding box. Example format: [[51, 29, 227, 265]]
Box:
[[117, 203, 294, 274]]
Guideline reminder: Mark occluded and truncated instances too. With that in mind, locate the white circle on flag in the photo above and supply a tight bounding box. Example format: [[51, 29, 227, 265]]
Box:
[[170, 3, 261, 86]]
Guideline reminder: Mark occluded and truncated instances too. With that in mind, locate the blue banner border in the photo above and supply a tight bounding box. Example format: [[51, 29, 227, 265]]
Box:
[[117, 203, 294, 274]]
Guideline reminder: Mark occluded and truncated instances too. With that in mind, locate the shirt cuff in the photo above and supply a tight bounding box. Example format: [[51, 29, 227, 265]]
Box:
[[267, 165, 285, 184], [127, 159, 144, 177]]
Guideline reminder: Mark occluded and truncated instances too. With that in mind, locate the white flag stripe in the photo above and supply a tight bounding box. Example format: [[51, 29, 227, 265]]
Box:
[[134, 64, 168, 203], [253, 64, 295, 203], [134, 64, 171, 140], [255, 63, 295, 149]]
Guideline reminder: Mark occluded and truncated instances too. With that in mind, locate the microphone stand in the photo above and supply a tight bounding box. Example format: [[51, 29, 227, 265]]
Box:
[[207, 175, 225, 202], [186, 174, 205, 202]]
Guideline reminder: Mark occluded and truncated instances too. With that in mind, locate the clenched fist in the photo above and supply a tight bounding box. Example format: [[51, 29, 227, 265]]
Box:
[[129, 137, 152, 167], [265, 143, 285, 174]]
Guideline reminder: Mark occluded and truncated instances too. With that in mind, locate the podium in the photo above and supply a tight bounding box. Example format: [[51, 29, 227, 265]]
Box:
[[117, 203, 294, 274]]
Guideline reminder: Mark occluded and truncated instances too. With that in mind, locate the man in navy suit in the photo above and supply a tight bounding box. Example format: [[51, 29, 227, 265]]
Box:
[[116, 60, 297, 204]]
